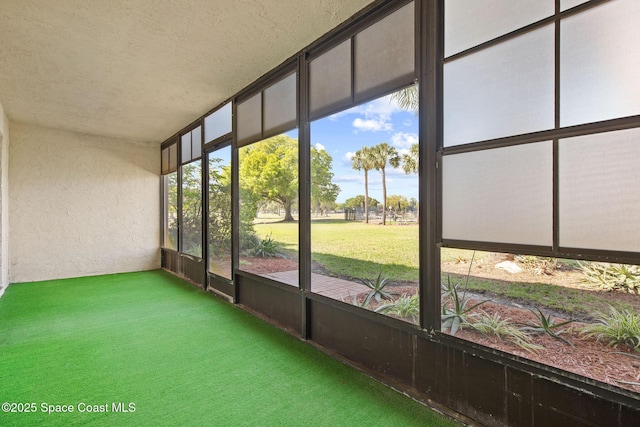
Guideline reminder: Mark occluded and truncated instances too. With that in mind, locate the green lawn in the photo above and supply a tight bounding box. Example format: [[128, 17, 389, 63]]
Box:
[[254, 216, 483, 283]]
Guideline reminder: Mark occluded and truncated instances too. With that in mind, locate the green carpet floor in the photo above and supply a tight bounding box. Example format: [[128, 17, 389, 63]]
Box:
[[0, 270, 458, 426]]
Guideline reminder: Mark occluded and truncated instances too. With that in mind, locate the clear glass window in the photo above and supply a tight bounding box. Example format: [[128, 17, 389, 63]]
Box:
[[238, 130, 299, 286], [181, 160, 203, 257], [207, 147, 232, 280], [163, 171, 178, 250], [309, 86, 420, 324]]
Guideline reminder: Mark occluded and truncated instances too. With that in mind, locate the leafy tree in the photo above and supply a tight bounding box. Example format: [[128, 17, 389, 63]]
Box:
[[311, 146, 340, 214], [208, 156, 231, 260], [181, 161, 203, 256], [371, 142, 400, 225], [165, 171, 179, 250], [239, 135, 298, 222], [343, 195, 379, 209], [351, 146, 376, 223], [387, 194, 410, 212], [401, 143, 419, 174]]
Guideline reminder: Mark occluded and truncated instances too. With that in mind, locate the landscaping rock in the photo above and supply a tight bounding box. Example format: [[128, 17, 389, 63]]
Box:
[[495, 260, 522, 274]]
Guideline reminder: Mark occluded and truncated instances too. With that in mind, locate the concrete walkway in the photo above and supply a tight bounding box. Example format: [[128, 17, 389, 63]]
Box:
[[260, 270, 371, 300]]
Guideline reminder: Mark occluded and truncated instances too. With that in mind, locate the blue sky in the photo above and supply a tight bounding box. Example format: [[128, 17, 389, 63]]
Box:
[[310, 92, 419, 203]]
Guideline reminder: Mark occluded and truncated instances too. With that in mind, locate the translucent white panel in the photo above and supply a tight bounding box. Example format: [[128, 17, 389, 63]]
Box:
[[169, 143, 177, 172], [204, 103, 232, 143], [442, 142, 553, 246], [444, 25, 554, 147], [263, 73, 297, 136], [309, 39, 351, 118], [161, 147, 169, 174], [236, 93, 262, 146], [445, 0, 553, 57], [560, 0, 640, 126], [181, 133, 191, 164], [559, 128, 640, 252], [191, 126, 202, 159], [561, 0, 589, 11], [354, 2, 414, 97]]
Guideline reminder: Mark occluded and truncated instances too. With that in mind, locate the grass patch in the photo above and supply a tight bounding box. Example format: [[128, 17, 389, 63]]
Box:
[[447, 273, 637, 320], [255, 218, 420, 282]]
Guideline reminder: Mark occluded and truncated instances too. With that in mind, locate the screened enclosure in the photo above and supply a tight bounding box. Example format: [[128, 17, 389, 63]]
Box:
[[160, 1, 640, 425]]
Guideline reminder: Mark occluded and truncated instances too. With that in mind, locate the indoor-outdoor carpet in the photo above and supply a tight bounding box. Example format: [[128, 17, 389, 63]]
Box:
[[0, 270, 458, 426]]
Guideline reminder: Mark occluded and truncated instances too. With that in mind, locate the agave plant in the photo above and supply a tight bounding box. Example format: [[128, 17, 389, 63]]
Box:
[[376, 293, 419, 323], [359, 271, 393, 306], [441, 275, 489, 336], [520, 308, 574, 346]]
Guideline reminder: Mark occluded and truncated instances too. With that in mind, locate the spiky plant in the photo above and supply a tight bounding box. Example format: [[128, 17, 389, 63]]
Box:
[[520, 308, 574, 346], [580, 306, 640, 351], [441, 275, 489, 336], [358, 271, 393, 306], [376, 293, 419, 323], [514, 255, 558, 275], [468, 311, 542, 353], [251, 233, 284, 258], [578, 262, 640, 294]]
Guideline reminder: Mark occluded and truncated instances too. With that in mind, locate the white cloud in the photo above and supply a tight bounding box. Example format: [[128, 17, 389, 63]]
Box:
[[390, 132, 418, 148], [352, 118, 392, 132], [314, 143, 325, 151], [334, 175, 363, 183], [327, 94, 403, 133]]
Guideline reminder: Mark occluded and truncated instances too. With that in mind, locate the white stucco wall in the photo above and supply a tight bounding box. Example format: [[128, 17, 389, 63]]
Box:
[[0, 101, 9, 292], [9, 123, 160, 283]]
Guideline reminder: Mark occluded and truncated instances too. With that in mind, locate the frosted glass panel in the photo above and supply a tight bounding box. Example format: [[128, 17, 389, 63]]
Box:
[[191, 126, 202, 159], [444, 25, 554, 147], [445, 0, 553, 57], [559, 128, 640, 252], [169, 143, 177, 172], [561, 0, 640, 126], [181, 133, 191, 164], [236, 93, 262, 146], [561, 0, 589, 11], [309, 39, 351, 118], [161, 147, 169, 174], [354, 2, 414, 97], [204, 103, 232, 143], [264, 73, 297, 136], [442, 142, 553, 246]]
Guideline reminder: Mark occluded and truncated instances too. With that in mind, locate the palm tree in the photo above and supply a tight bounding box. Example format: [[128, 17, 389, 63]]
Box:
[[401, 143, 419, 174], [390, 85, 419, 113], [351, 146, 375, 223], [371, 143, 400, 225]]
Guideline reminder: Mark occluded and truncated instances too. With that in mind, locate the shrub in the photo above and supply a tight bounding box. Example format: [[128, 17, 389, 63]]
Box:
[[580, 306, 640, 351], [250, 234, 284, 258], [467, 311, 542, 352], [514, 255, 558, 275], [578, 262, 640, 294], [376, 293, 419, 323]]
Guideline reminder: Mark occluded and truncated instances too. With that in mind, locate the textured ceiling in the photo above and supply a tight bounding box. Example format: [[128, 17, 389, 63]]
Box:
[[0, 0, 374, 142]]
